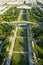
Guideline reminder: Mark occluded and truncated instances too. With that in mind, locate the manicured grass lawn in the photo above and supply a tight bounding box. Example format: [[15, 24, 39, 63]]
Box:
[[0, 7, 20, 22], [22, 13, 28, 21], [0, 24, 16, 65], [20, 9, 28, 21], [29, 25, 43, 65], [28, 7, 43, 22], [0, 24, 13, 38], [11, 53, 29, 65], [28, 9, 40, 22], [13, 38, 28, 52], [0, 24, 12, 54], [17, 28, 27, 37]]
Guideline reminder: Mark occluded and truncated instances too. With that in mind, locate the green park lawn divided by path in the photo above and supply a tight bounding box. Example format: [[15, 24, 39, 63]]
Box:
[[27, 7, 43, 22], [0, 24, 16, 65], [0, 7, 21, 22], [10, 53, 29, 65], [17, 28, 27, 37], [14, 26, 28, 52], [20, 9, 28, 21], [0, 24, 10, 64], [13, 38, 28, 52], [0, 6, 43, 23], [10, 25, 29, 65], [29, 25, 43, 65]]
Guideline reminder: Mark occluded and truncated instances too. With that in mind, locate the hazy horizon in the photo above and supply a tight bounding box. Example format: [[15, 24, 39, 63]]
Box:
[[0, 0, 43, 4]]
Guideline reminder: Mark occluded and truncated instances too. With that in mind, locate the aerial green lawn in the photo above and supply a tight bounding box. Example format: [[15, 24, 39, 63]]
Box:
[[0, 24, 13, 38], [13, 38, 28, 52], [0, 7, 20, 22], [11, 53, 29, 65], [28, 7, 43, 22], [0, 24, 15, 65], [29, 25, 43, 65], [20, 9, 28, 21], [28, 9, 40, 22], [17, 28, 27, 37]]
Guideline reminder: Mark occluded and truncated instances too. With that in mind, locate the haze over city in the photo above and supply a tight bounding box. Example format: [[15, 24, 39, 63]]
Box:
[[0, 0, 43, 3]]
